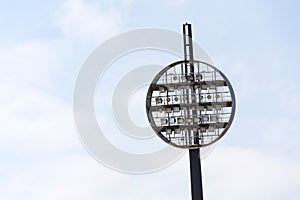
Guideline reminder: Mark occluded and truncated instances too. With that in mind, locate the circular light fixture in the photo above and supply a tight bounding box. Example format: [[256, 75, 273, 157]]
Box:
[[146, 60, 236, 148]]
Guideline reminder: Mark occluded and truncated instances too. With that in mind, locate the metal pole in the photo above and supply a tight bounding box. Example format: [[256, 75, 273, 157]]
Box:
[[183, 23, 204, 200], [189, 149, 204, 200]]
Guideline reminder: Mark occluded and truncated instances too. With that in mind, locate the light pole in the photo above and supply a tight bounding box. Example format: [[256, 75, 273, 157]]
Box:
[[146, 23, 236, 200]]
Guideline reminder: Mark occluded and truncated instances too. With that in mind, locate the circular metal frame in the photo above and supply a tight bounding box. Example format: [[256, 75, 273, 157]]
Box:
[[146, 60, 236, 149]]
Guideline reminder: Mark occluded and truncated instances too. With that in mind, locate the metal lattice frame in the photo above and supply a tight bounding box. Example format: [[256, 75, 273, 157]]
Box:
[[146, 60, 236, 148]]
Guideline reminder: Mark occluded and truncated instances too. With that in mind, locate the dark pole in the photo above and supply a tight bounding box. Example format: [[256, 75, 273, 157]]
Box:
[[183, 23, 204, 200], [189, 148, 204, 200]]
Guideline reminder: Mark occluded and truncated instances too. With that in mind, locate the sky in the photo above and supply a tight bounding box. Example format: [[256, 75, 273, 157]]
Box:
[[1, 0, 300, 199]]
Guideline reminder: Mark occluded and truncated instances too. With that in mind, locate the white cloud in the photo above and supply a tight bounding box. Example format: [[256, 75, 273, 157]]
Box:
[[0, 153, 190, 200], [0, 155, 124, 200], [0, 39, 78, 155], [0, 86, 79, 155], [1, 145, 299, 200], [53, 0, 123, 41], [0, 0, 132, 156], [204, 146, 300, 200], [0, 40, 60, 88]]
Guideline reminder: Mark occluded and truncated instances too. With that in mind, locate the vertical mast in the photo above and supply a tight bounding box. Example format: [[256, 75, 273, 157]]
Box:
[[183, 23, 204, 200]]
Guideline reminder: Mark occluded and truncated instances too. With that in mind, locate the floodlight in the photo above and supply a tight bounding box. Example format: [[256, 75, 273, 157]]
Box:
[[145, 23, 236, 200]]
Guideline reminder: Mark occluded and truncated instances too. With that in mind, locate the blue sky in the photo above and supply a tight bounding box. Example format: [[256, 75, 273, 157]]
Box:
[[1, 0, 300, 199]]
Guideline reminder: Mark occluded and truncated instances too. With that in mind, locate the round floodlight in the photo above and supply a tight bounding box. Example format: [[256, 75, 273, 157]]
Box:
[[146, 60, 236, 148]]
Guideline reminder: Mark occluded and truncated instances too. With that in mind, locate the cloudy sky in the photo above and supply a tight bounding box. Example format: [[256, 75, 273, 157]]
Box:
[[1, 0, 300, 199]]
